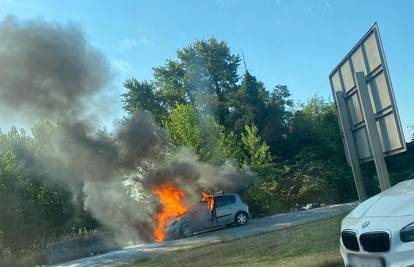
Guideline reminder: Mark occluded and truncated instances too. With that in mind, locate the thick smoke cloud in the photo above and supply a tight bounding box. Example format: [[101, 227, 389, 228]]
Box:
[[0, 15, 109, 122], [143, 149, 256, 196], [0, 15, 257, 244], [42, 114, 164, 243], [51, 114, 162, 183]]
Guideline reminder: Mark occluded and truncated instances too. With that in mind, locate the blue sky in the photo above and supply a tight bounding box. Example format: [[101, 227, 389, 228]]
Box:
[[0, 0, 413, 139]]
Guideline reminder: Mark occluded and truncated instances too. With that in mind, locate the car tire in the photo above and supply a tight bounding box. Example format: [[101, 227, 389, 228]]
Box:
[[179, 222, 193, 238], [234, 211, 249, 226]]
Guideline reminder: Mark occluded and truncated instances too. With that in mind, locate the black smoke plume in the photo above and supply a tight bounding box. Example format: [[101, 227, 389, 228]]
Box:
[[0, 15, 257, 244], [0, 15, 109, 123]]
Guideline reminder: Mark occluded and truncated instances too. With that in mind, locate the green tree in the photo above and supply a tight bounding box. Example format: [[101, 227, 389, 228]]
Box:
[[0, 126, 80, 255], [122, 80, 166, 123], [123, 38, 240, 126], [239, 125, 284, 216], [163, 104, 247, 166], [163, 104, 225, 163], [241, 125, 275, 180], [281, 96, 356, 203], [216, 129, 245, 168], [120, 38, 365, 214], [227, 71, 292, 158], [262, 85, 293, 157], [285, 96, 342, 159], [163, 104, 201, 149], [227, 71, 266, 135], [242, 179, 282, 217]]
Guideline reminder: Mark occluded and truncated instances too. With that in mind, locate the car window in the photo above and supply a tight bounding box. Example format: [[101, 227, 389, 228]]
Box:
[[214, 195, 236, 208]]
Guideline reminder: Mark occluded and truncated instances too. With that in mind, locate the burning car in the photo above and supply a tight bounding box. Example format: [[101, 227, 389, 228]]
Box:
[[164, 192, 250, 240], [340, 178, 414, 267]]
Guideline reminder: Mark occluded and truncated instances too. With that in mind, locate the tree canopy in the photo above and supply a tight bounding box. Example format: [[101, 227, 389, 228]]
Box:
[[121, 37, 362, 214], [123, 38, 240, 125]]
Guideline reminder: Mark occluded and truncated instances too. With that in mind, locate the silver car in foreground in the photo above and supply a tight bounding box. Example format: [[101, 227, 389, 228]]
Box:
[[165, 193, 250, 239]]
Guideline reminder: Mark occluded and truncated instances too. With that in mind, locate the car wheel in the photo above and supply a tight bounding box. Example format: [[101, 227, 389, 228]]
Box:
[[179, 222, 193, 238], [235, 211, 248, 226]]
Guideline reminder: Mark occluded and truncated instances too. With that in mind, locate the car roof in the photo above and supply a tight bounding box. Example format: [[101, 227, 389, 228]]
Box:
[[213, 193, 238, 197]]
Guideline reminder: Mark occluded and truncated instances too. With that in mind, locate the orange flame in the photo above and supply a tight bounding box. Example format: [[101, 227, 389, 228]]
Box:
[[201, 191, 211, 201], [201, 191, 214, 211], [152, 181, 187, 242]]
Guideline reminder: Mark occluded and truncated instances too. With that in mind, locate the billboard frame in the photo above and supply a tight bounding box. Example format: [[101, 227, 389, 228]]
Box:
[[329, 23, 406, 160], [329, 23, 406, 199]]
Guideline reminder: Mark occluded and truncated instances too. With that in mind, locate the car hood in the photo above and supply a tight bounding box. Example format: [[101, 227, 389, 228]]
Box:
[[166, 202, 208, 225], [348, 179, 414, 219]]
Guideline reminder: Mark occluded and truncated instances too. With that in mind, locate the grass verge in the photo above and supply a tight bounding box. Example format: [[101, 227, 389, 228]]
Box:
[[129, 213, 345, 267]]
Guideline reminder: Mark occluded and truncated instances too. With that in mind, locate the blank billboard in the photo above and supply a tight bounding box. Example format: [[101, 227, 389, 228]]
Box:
[[329, 23, 406, 162]]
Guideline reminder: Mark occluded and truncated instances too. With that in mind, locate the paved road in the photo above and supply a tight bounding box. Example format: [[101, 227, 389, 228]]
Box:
[[47, 203, 356, 267]]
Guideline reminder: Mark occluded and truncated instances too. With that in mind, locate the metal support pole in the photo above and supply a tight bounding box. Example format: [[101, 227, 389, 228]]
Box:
[[354, 71, 391, 191], [335, 91, 368, 201]]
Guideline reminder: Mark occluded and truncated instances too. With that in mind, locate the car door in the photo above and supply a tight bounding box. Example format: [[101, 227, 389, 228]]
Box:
[[214, 195, 236, 225], [192, 201, 214, 231]]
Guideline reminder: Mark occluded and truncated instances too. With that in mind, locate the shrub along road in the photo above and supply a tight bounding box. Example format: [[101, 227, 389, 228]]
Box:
[[48, 203, 355, 267]]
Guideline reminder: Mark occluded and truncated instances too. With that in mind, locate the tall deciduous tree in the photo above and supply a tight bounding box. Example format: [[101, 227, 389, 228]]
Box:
[[227, 70, 293, 158], [280, 96, 357, 203], [262, 85, 293, 157], [122, 79, 165, 123], [163, 104, 224, 163], [240, 124, 283, 217], [227, 71, 266, 135], [123, 38, 240, 126], [241, 125, 275, 180]]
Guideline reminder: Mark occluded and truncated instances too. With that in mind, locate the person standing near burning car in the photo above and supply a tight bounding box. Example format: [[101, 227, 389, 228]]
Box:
[[210, 195, 217, 223], [202, 192, 216, 223]]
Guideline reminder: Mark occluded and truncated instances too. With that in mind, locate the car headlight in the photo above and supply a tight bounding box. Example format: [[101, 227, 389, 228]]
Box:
[[400, 222, 414, 242]]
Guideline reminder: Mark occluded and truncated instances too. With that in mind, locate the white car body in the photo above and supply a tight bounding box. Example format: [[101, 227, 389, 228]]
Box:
[[341, 179, 414, 267]]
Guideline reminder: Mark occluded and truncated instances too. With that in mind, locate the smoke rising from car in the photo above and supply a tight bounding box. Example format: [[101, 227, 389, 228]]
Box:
[[0, 15, 257, 244]]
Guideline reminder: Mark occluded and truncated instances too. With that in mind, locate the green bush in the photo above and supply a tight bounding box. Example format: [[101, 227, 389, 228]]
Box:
[[242, 180, 287, 217]]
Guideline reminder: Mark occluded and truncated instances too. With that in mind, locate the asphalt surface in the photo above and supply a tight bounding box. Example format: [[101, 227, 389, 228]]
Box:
[[47, 203, 356, 267]]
